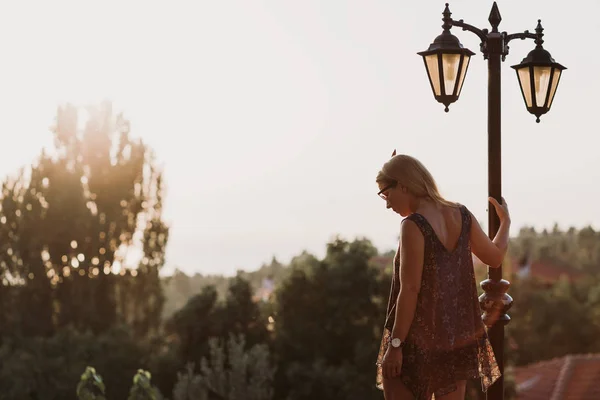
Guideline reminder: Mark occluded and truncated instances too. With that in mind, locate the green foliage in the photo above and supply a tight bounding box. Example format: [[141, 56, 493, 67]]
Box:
[[76, 366, 161, 400], [127, 369, 160, 400], [506, 275, 600, 367], [144, 337, 183, 399], [284, 357, 375, 400], [162, 257, 289, 320], [223, 276, 269, 346], [76, 366, 106, 400], [510, 224, 600, 274], [272, 237, 386, 400], [166, 275, 268, 367], [172, 334, 275, 400], [0, 102, 168, 338], [0, 325, 146, 400], [166, 285, 222, 366]]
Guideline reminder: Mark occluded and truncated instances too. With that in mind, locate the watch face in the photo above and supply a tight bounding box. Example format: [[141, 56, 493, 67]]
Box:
[[391, 338, 401, 348]]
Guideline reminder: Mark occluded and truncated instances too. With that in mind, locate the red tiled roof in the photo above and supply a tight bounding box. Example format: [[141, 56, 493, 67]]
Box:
[[563, 356, 600, 399], [513, 353, 600, 399], [386, 254, 584, 285], [474, 256, 585, 284], [525, 260, 585, 283]]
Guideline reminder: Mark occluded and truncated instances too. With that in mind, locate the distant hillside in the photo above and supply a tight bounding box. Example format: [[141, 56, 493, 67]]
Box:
[[161, 256, 290, 319], [161, 224, 600, 320], [508, 224, 600, 275], [161, 247, 394, 320]]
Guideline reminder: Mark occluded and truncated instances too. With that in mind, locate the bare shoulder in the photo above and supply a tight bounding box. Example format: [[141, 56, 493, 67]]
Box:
[[400, 218, 424, 245]]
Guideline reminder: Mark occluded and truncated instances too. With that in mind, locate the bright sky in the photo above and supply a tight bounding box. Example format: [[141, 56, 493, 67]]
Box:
[[0, 0, 597, 276]]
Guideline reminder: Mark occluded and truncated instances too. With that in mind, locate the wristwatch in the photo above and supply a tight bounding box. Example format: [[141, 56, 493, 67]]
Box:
[[390, 338, 405, 348]]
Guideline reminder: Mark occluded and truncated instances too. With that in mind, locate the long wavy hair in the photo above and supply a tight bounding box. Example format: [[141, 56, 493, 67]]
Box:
[[376, 154, 457, 208]]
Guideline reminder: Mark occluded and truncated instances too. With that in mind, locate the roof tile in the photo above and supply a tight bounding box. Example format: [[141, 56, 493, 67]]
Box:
[[514, 353, 600, 400]]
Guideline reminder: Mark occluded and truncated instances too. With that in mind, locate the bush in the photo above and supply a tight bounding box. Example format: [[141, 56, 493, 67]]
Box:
[[172, 334, 275, 400], [76, 367, 106, 400], [75, 367, 162, 400], [0, 326, 146, 400], [127, 370, 162, 400]]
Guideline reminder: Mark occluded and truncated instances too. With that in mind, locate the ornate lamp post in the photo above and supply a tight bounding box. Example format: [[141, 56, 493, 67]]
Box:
[[418, 3, 566, 399]]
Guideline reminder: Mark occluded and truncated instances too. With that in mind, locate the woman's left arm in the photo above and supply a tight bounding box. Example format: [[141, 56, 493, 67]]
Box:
[[390, 219, 425, 342]]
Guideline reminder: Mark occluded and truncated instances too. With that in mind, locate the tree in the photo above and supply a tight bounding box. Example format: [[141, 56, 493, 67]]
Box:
[[506, 276, 600, 367], [0, 166, 54, 337], [167, 275, 269, 367], [167, 285, 222, 366], [0, 325, 147, 400], [162, 257, 292, 322], [509, 224, 600, 275], [162, 269, 194, 319], [172, 334, 275, 400], [272, 238, 387, 400], [222, 275, 268, 348], [0, 101, 168, 337]]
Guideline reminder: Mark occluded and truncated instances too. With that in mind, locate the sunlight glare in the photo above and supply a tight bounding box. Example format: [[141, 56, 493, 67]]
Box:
[[111, 261, 122, 275]]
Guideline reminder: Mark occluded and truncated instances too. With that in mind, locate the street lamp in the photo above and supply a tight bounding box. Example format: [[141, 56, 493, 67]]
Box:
[[418, 3, 565, 400], [511, 21, 566, 123], [418, 28, 475, 112]]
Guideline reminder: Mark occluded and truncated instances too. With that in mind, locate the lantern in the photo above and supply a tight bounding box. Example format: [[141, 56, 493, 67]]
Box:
[[418, 29, 475, 112]]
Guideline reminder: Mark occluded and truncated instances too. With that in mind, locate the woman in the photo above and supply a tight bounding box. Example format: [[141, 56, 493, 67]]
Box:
[[374, 153, 509, 400]]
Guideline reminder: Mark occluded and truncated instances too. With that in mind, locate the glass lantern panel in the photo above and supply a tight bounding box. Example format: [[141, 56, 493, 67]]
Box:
[[547, 69, 562, 109], [456, 55, 470, 96], [425, 54, 441, 96], [533, 66, 552, 107], [442, 53, 461, 96], [517, 67, 533, 108]]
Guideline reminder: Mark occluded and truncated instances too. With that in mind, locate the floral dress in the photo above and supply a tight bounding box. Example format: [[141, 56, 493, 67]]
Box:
[[376, 205, 501, 399]]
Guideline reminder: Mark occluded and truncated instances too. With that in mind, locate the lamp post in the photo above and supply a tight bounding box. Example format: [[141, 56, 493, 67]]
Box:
[[418, 3, 565, 400]]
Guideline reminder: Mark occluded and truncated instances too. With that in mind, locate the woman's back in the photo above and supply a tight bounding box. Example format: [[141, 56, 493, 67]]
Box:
[[408, 205, 483, 346], [376, 204, 501, 398], [415, 204, 463, 253], [375, 153, 511, 399]]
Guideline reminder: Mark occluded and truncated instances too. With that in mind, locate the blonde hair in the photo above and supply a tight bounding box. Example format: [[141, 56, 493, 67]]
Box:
[[376, 154, 457, 208]]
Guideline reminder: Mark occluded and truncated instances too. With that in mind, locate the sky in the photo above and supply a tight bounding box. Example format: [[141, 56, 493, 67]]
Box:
[[0, 0, 597, 276]]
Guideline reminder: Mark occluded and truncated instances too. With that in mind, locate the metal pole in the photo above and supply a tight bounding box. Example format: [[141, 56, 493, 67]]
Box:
[[486, 48, 504, 400], [482, 6, 512, 398]]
